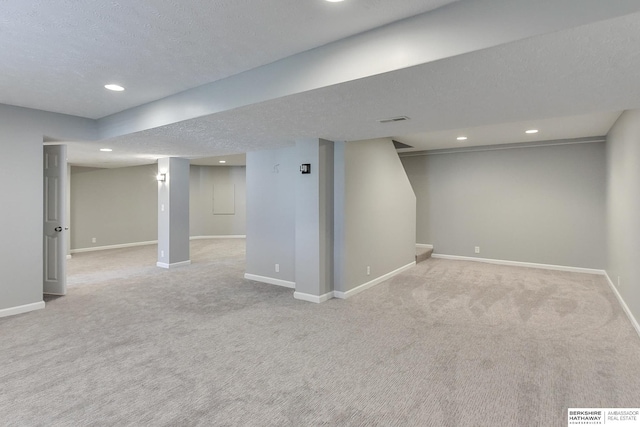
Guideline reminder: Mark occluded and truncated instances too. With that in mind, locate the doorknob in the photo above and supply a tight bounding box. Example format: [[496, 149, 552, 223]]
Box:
[[54, 226, 62, 232]]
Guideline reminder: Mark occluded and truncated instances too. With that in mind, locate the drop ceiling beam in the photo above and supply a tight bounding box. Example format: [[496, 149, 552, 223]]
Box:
[[97, 0, 640, 140]]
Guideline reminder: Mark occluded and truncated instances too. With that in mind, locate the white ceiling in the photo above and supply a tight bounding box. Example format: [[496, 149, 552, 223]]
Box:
[[395, 112, 621, 152], [192, 154, 246, 167], [3, 0, 640, 167], [0, 0, 458, 119]]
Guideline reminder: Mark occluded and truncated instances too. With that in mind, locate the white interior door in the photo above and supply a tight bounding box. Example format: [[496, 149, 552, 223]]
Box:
[[43, 144, 67, 295]]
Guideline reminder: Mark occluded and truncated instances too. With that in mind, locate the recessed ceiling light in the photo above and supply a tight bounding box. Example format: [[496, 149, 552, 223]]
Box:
[[525, 129, 539, 134], [219, 160, 226, 164], [100, 148, 112, 152], [457, 136, 468, 141], [104, 84, 125, 92], [325, 0, 344, 2]]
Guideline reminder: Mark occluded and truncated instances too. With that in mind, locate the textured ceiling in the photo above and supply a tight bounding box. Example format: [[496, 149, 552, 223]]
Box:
[[0, 0, 458, 119], [68, 10, 640, 167], [396, 113, 621, 152], [191, 153, 246, 167], [4, 1, 640, 167]]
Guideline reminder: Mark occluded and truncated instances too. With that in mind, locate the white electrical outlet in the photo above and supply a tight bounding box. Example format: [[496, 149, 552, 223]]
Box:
[[161, 250, 164, 258], [91, 237, 96, 243], [161, 204, 165, 212], [367, 266, 371, 275], [275, 264, 280, 273], [475, 246, 480, 254]]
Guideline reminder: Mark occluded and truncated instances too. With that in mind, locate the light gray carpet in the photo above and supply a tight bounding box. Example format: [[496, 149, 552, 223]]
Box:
[[2, 239, 639, 426]]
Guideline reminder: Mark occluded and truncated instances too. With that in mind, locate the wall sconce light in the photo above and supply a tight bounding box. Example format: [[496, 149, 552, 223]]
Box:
[[300, 164, 311, 174], [156, 173, 166, 182]]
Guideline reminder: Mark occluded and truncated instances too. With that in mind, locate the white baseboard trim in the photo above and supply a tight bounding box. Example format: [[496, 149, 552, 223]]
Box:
[[294, 291, 334, 304], [71, 236, 247, 254], [157, 260, 191, 269], [72, 240, 157, 254], [334, 261, 416, 300], [0, 301, 45, 318], [604, 272, 640, 339], [431, 254, 605, 275], [190, 235, 246, 240], [244, 273, 295, 289], [416, 243, 434, 249]]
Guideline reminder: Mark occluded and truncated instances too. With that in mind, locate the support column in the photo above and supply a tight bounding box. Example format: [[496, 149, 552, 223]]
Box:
[[157, 157, 190, 269], [293, 139, 334, 303]]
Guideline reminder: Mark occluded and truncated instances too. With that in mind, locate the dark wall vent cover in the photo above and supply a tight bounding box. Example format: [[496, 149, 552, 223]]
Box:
[[378, 116, 410, 124], [392, 139, 413, 150]]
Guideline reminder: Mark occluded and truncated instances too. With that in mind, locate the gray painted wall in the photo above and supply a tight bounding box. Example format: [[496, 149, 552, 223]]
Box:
[[0, 104, 95, 312], [335, 139, 416, 293], [402, 141, 607, 269], [158, 157, 190, 265], [70, 164, 246, 250], [247, 139, 415, 295], [70, 164, 158, 249], [318, 140, 334, 296], [245, 147, 297, 283], [606, 110, 640, 323], [190, 165, 246, 236], [294, 139, 334, 297], [66, 165, 71, 257]]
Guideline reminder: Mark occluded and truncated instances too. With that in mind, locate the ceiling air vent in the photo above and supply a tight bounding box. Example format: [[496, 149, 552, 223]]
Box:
[[377, 116, 410, 124]]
